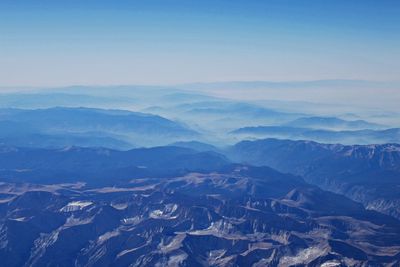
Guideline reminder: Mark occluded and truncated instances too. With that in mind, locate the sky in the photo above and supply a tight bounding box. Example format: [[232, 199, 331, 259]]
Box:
[[0, 0, 399, 86]]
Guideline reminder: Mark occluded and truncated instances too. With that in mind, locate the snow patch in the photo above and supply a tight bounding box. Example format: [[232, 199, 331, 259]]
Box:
[[279, 246, 327, 266], [60, 201, 93, 212]]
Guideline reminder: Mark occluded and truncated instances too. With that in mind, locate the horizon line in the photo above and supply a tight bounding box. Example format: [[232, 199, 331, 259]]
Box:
[[1, 79, 400, 90]]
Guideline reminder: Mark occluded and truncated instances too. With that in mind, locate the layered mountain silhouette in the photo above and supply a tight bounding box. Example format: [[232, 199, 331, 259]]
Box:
[[0, 83, 399, 266], [231, 126, 400, 145], [284, 116, 385, 130], [0, 107, 198, 148]]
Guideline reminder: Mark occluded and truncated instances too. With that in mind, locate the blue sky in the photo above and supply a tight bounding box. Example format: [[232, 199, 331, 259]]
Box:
[[0, 0, 399, 86]]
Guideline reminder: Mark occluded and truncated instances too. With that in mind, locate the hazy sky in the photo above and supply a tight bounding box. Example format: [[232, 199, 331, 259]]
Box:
[[1, 0, 399, 86]]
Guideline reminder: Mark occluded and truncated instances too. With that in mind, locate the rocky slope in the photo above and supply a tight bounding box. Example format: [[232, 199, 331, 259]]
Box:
[[1, 165, 400, 266], [228, 138, 400, 220]]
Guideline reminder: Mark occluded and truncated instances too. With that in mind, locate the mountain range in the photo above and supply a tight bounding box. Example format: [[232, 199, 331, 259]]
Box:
[[284, 116, 385, 130], [228, 138, 400, 220], [0, 146, 400, 266], [0, 83, 400, 265], [0, 107, 198, 148], [231, 126, 400, 145]]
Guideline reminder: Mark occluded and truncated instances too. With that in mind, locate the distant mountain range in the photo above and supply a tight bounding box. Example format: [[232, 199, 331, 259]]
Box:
[[168, 141, 219, 152], [284, 116, 385, 130], [0, 83, 400, 265], [1, 87, 399, 145], [231, 125, 400, 145], [178, 79, 400, 90], [0, 93, 135, 109], [0, 107, 198, 148], [177, 80, 400, 112]]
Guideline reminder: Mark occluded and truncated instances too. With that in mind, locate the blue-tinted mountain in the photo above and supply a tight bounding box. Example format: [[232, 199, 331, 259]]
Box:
[[0, 145, 228, 185], [0, 120, 133, 149], [285, 116, 385, 130], [0, 93, 134, 109], [0, 107, 199, 148], [183, 102, 295, 119], [231, 126, 400, 144], [1, 167, 400, 265], [179, 79, 399, 90], [168, 141, 219, 152], [228, 138, 400, 219]]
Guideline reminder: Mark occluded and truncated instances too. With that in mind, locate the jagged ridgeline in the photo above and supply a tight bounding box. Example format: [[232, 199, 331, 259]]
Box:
[[1, 145, 400, 266]]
